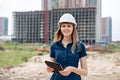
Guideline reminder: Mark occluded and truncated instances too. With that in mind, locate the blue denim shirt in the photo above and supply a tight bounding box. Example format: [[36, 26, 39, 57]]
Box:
[[50, 40, 87, 80]]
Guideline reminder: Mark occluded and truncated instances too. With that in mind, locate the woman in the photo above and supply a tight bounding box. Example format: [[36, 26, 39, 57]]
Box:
[[47, 13, 88, 80]]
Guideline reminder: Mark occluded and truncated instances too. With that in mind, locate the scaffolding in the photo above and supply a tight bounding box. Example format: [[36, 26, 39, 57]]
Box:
[[13, 7, 96, 44]]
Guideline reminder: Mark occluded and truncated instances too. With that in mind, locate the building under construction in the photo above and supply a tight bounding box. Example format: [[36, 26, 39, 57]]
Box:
[[13, 11, 51, 43], [13, 7, 96, 44]]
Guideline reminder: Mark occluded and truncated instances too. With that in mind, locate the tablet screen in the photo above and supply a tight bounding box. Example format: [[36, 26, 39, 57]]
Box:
[[45, 61, 63, 72]]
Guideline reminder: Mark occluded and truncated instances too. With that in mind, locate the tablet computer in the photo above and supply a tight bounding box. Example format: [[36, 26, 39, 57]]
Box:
[[45, 60, 63, 72]]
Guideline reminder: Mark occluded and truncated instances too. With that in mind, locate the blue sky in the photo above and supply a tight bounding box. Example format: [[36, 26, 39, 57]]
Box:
[[0, 0, 120, 41]]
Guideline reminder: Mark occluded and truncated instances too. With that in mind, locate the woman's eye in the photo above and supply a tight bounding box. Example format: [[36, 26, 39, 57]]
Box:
[[61, 25, 65, 27], [68, 25, 71, 27], [63, 25, 65, 27]]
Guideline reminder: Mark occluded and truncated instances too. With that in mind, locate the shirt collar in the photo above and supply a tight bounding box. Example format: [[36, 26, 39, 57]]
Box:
[[57, 39, 73, 47]]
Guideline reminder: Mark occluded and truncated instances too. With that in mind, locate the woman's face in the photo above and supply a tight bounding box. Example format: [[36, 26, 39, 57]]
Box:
[[60, 23, 73, 37]]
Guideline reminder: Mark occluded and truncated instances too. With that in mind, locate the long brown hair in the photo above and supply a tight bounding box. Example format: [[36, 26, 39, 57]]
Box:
[[53, 23, 79, 53]]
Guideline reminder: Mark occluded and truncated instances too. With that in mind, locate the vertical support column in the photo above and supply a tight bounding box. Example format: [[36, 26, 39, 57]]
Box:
[[44, 0, 48, 43]]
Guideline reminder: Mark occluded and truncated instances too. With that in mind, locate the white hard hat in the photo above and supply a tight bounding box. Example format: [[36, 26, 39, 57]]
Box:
[[58, 13, 77, 27]]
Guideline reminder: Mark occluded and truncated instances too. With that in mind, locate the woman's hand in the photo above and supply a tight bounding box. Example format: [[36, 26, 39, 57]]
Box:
[[59, 66, 73, 76], [46, 66, 54, 72]]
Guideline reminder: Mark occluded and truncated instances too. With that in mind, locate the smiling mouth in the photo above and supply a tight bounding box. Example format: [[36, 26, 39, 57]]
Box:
[[63, 32, 69, 33]]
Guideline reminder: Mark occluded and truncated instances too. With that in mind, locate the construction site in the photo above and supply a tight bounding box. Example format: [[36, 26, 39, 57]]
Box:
[[12, 0, 102, 44], [1, 0, 119, 80], [13, 7, 96, 44]]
